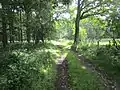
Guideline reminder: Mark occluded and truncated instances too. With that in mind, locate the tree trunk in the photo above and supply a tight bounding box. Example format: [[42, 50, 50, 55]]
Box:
[[35, 30, 39, 44], [72, 0, 81, 51], [32, 30, 36, 43], [9, 16, 14, 43], [20, 10, 23, 42], [2, 3, 8, 48], [73, 17, 80, 49], [9, 4, 15, 43], [26, 12, 30, 43]]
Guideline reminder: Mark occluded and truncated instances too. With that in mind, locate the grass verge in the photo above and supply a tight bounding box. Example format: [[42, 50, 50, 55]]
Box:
[[78, 43, 120, 84], [66, 51, 105, 90]]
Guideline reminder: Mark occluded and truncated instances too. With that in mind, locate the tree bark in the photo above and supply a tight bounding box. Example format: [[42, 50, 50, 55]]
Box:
[[20, 10, 23, 42], [72, 0, 81, 50], [2, 3, 8, 48], [35, 30, 39, 44], [9, 10, 14, 43], [26, 12, 30, 43]]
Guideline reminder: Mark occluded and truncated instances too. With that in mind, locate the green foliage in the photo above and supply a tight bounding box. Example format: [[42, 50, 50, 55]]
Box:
[[58, 0, 72, 5], [79, 43, 120, 83], [0, 46, 56, 90], [0, 0, 57, 46], [95, 46, 120, 73], [81, 17, 106, 41], [79, 27, 87, 41], [54, 19, 74, 40], [106, 9, 120, 38]]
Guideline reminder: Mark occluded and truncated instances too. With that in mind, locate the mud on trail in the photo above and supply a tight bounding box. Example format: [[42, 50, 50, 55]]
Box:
[[55, 56, 69, 90]]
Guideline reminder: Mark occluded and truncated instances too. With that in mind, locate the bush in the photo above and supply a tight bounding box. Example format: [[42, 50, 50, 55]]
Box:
[[0, 50, 56, 90]]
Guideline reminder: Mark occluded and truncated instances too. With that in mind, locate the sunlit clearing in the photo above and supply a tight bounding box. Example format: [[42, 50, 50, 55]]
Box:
[[55, 53, 68, 64], [43, 69, 47, 73], [50, 40, 73, 46], [0, 3, 2, 8], [78, 54, 82, 57], [81, 66, 86, 70], [47, 49, 60, 57], [50, 40, 62, 46], [64, 52, 68, 56], [64, 45, 71, 49]]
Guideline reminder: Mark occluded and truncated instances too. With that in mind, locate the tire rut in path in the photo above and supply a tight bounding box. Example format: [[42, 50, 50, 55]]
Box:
[[55, 57, 69, 90]]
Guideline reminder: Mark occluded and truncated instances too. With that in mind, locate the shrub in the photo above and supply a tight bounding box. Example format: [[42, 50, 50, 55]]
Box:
[[0, 50, 56, 90]]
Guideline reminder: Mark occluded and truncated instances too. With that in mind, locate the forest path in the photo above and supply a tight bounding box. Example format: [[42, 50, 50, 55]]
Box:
[[55, 55, 69, 90], [55, 40, 119, 90], [55, 49, 116, 90], [76, 52, 120, 90], [55, 50, 120, 90]]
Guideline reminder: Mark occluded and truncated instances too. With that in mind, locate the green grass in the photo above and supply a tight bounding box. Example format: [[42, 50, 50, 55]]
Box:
[[83, 38, 120, 45], [78, 42, 120, 84], [66, 51, 105, 90]]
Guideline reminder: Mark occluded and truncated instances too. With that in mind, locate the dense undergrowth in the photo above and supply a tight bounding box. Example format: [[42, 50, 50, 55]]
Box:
[[0, 43, 58, 90], [67, 51, 105, 90], [78, 43, 120, 83], [0, 40, 72, 90]]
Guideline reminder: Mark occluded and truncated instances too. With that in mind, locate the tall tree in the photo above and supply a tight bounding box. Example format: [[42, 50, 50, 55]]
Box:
[[8, 2, 14, 43], [1, 2, 8, 47], [72, 0, 113, 50], [23, 0, 33, 43]]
